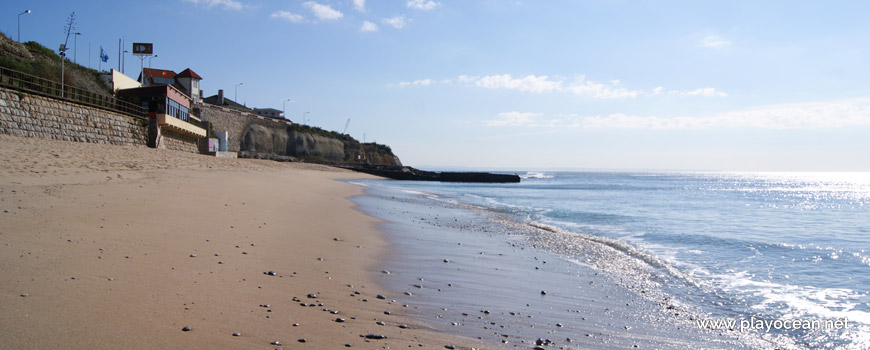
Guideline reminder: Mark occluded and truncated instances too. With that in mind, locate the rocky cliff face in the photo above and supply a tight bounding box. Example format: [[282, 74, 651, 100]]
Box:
[[241, 125, 346, 161], [199, 101, 400, 166]]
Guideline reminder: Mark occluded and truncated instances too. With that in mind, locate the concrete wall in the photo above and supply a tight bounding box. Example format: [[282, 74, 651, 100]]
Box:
[[101, 69, 142, 93], [0, 87, 147, 145], [197, 103, 251, 152]]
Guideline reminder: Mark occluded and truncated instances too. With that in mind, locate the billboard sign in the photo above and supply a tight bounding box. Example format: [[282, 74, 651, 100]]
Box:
[[132, 43, 153, 55]]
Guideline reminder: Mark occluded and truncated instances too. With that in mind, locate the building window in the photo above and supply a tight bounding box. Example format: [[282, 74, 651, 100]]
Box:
[[165, 97, 189, 122]]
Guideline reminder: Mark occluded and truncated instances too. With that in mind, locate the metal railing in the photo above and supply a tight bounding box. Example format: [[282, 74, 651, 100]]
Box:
[[0, 66, 147, 119]]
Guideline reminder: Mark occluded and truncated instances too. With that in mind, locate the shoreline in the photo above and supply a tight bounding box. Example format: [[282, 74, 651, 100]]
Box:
[[0, 135, 485, 349], [354, 179, 789, 349]]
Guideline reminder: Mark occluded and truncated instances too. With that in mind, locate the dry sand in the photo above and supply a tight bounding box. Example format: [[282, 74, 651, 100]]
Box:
[[0, 135, 487, 349]]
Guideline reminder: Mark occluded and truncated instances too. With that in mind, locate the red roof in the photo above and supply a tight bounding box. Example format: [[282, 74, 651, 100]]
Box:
[[177, 68, 203, 80], [142, 68, 176, 80]]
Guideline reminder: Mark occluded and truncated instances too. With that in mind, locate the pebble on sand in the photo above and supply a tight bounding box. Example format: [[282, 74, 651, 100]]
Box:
[[181, 326, 191, 332]]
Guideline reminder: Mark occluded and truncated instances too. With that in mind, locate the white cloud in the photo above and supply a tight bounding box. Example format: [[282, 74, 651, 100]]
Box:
[[464, 74, 560, 94], [271, 11, 305, 23], [678, 87, 729, 97], [303, 1, 343, 21], [458, 74, 641, 98], [565, 77, 642, 99], [382, 15, 407, 29], [398, 79, 435, 87], [353, 0, 366, 12], [485, 98, 870, 130], [700, 35, 731, 48], [407, 0, 441, 10], [360, 20, 378, 32], [485, 112, 543, 127], [184, 0, 243, 10], [404, 74, 728, 100]]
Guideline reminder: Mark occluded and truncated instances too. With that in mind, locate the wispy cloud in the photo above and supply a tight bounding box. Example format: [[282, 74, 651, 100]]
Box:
[[271, 11, 305, 23], [407, 0, 441, 10], [485, 112, 544, 127], [485, 98, 870, 130], [460, 74, 560, 93], [183, 0, 243, 10], [700, 35, 731, 48], [563, 78, 642, 99], [361, 20, 378, 32], [353, 0, 366, 12], [675, 87, 728, 97], [303, 1, 343, 21], [382, 15, 407, 29], [398, 79, 434, 87], [458, 74, 643, 99], [400, 74, 729, 100]]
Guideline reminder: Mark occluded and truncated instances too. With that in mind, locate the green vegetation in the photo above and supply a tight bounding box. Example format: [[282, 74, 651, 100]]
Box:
[[0, 31, 111, 95]]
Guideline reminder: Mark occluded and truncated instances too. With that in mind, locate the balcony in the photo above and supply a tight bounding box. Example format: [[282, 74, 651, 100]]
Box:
[[157, 113, 206, 138]]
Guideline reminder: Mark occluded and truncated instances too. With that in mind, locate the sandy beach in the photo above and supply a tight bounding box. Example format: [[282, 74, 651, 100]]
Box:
[[0, 135, 485, 349]]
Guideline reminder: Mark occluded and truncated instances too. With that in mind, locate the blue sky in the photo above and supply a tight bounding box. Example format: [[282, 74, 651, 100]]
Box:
[[4, 0, 870, 171]]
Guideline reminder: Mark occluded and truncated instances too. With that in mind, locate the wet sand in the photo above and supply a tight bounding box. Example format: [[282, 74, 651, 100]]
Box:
[[0, 135, 486, 349], [355, 182, 783, 349]]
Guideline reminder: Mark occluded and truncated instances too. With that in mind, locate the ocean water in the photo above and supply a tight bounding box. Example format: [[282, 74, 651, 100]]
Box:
[[358, 172, 870, 349]]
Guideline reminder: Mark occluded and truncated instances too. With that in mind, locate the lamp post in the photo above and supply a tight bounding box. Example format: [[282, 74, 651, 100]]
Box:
[[18, 10, 31, 42], [234, 82, 243, 102], [148, 54, 158, 68], [122, 49, 128, 74], [283, 98, 294, 120], [303, 111, 310, 125], [73, 32, 81, 64]]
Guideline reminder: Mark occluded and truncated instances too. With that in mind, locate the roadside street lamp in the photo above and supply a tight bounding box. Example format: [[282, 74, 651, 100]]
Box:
[[148, 54, 158, 68], [283, 98, 294, 120], [122, 49, 128, 74], [18, 10, 31, 42], [234, 82, 243, 102]]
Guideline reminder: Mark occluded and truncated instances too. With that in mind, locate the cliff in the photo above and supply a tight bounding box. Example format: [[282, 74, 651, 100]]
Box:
[[199, 103, 401, 166]]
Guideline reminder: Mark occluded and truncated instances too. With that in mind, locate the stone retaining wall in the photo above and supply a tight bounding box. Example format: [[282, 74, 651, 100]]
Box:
[[160, 131, 198, 153], [0, 87, 147, 146], [197, 103, 292, 153]]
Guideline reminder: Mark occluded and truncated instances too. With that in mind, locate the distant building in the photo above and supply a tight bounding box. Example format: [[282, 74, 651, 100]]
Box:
[[202, 89, 251, 112], [253, 108, 283, 119], [175, 69, 203, 102], [138, 67, 204, 102]]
